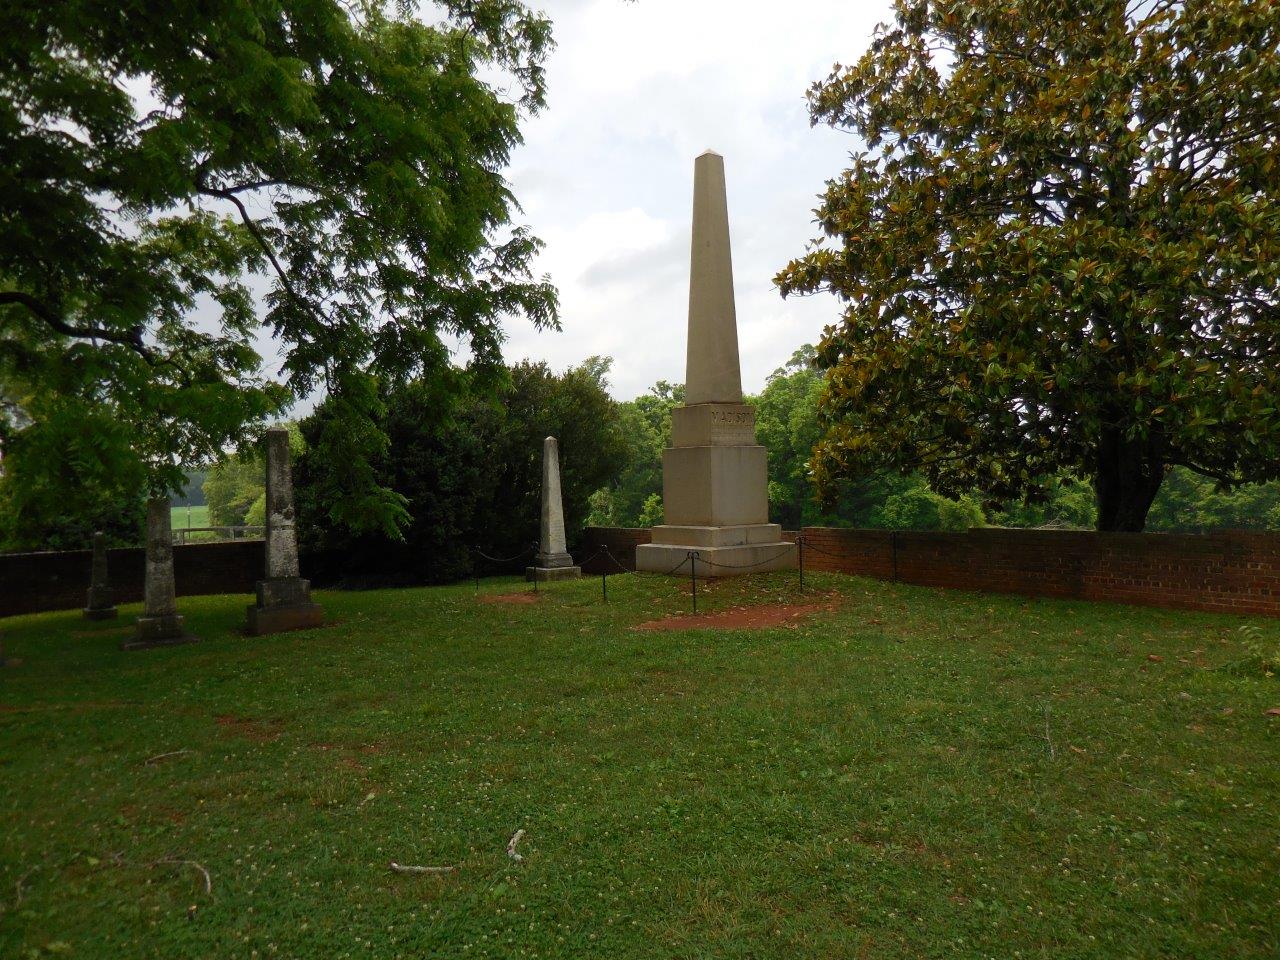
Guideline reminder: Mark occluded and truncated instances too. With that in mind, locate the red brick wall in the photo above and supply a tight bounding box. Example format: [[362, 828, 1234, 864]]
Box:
[[13, 527, 1275, 619], [798, 527, 1280, 616], [584, 525, 1280, 616], [0, 540, 265, 618]]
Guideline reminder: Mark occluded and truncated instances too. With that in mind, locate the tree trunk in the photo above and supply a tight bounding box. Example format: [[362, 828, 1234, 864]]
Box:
[[1094, 426, 1165, 532]]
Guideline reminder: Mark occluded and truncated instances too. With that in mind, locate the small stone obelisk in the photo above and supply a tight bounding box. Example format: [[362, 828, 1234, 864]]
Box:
[[124, 498, 198, 650], [635, 151, 796, 577], [83, 531, 118, 620], [526, 436, 580, 582], [245, 427, 324, 635]]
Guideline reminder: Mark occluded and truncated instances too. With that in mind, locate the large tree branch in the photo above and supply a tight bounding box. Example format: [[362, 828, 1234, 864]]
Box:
[[1166, 457, 1244, 488], [197, 184, 331, 329], [216, 178, 315, 196], [0, 290, 155, 362]]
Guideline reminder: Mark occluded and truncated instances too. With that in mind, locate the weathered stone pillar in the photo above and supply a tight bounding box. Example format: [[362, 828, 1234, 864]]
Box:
[[125, 498, 198, 649], [526, 436, 580, 582], [83, 531, 118, 620], [245, 427, 324, 635], [635, 150, 796, 577]]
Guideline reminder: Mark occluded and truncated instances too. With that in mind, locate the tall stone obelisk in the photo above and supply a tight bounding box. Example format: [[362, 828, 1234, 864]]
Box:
[[124, 498, 198, 650], [246, 427, 324, 635], [83, 531, 118, 620], [526, 436, 580, 581], [635, 151, 796, 577]]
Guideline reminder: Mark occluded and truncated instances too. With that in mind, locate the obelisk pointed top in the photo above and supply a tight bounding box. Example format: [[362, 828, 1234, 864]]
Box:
[[685, 151, 742, 405]]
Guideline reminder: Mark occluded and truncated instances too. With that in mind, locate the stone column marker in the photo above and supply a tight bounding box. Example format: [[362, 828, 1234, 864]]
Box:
[[635, 151, 796, 577], [245, 427, 325, 635], [83, 530, 118, 620], [526, 436, 580, 582], [124, 497, 198, 650]]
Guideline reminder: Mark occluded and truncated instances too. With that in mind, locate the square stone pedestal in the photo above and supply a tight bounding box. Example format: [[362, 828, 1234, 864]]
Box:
[[526, 565, 582, 582], [636, 523, 796, 577], [661, 445, 770, 527], [526, 550, 579, 582], [122, 615, 199, 651], [83, 605, 118, 621], [245, 577, 324, 636]]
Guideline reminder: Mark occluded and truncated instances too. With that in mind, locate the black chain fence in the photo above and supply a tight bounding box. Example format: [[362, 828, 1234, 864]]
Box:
[[468, 534, 867, 614]]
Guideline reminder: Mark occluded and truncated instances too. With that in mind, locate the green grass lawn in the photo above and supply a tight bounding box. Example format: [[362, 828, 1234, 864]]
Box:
[[1, 573, 1277, 959], [170, 505, 209, 530]]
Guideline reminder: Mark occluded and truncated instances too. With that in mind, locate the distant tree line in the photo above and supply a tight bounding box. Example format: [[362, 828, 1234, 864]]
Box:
[[589, 347, 1280, 535], [6, 346, 1280, 556]]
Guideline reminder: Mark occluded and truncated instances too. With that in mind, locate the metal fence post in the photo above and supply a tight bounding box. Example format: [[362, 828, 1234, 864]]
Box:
[[689, 551, 698, 614], [798, 534, 805, 592]]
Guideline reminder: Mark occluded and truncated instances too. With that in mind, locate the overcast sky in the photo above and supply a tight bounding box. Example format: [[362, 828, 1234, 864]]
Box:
[[493, 0, 892, 399]]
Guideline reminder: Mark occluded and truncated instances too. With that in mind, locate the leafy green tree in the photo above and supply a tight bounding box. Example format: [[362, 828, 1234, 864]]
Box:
[[754, 347, 824, 527], [1, 0, 556, 519], [204, 457, 266, 528], [779, 0, 1280, 531], [244, 495, 268, 530], [203, 423, 302, 527], [1146, 467, 1280, 532], [0, 403, 147, 550], [0, 376, 143, 548], [637, 494, 665, 528], [297, 359, 627, 584], [587, 381, 684, 527], [990, 476, 1096, 529], [473, 358, 629, 558], [871, 485, 985, 531]]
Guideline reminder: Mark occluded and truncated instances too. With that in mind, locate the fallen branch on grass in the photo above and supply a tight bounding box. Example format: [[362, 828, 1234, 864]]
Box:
[[507, 829, 526, 863], [389, 862, 456, 875], [154, 858, 212, 895], [13, 866, 38, 909], [1042, 704, 1056, 761], [144, 749, 193, 766]]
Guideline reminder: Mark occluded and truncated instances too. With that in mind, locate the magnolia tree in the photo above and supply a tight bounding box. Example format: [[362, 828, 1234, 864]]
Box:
[[778, 0, 1280, 531], [1, 0, 557, 535]]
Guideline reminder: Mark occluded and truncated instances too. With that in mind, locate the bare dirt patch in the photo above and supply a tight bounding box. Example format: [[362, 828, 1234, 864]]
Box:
[[215, 714, 284, 742], [478, 592, 538, 605], [633, 599, 836, 632]]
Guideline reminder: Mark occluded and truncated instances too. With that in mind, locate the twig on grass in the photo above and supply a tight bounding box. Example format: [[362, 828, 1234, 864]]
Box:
[[144, 749, 193, 766], [13, 866, 38, 909], [389, 862, 457, 875], [154, 858, 213, 896], [1042, 704, 1056, 761], [507, 829, 526, 863]]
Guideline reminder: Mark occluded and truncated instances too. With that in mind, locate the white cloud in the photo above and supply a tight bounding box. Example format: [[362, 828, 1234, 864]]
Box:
[[245, 0, 891, 407], [500, 0, 892, 398]]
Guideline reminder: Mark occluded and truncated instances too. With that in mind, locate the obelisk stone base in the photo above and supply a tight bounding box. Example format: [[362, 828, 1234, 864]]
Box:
[[525, 565, 581, 582], [245, 577, 324, 636], [83, 604, 118, 621], [123, 615, 199, 651], [636, 523, 796, 577]]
